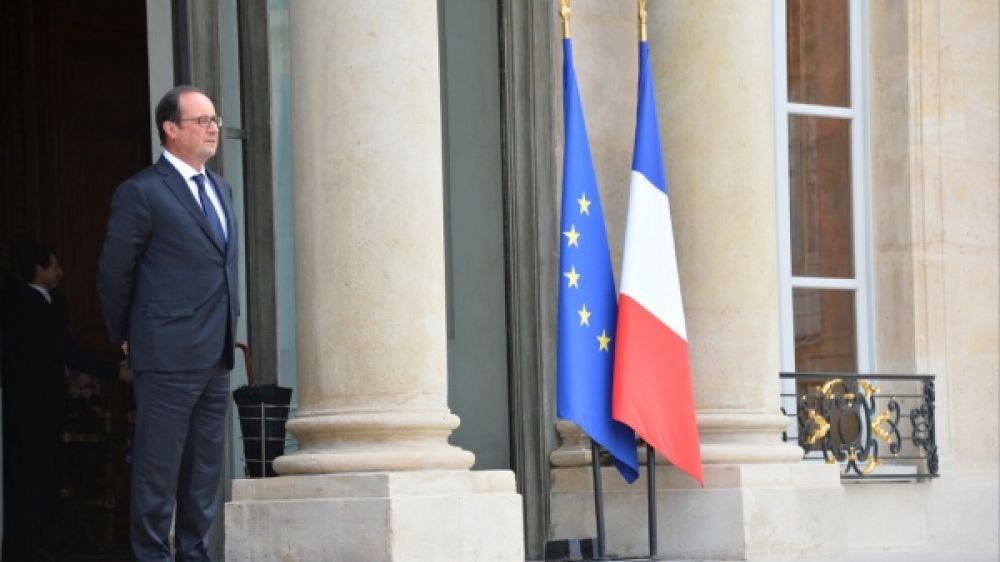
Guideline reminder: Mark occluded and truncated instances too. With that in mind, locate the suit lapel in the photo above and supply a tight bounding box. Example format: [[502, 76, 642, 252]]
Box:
[[157, 157, 225, 255]]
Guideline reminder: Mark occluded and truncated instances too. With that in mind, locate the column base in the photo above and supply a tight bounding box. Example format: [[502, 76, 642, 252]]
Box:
[[549, 462, 844, 560], [276, 409, 476, 473], [225, 470, 524, 562]]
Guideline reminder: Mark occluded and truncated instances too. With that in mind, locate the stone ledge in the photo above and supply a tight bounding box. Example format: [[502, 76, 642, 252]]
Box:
[[231, 468, 516, 501]]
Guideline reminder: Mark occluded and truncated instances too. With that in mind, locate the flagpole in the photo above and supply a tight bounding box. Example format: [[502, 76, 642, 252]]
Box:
[[561, 5, 606, 558], [638, 3, 658, 559], [638, 0, 648, 42], [558, 0, 641, 557], [647, 444, 659, 559], [560, 0, 571, 39], [590, 442, 609, 560]]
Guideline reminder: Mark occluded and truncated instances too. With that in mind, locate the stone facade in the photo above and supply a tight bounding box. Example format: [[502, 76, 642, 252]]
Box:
[[225, 0, 997, 560]]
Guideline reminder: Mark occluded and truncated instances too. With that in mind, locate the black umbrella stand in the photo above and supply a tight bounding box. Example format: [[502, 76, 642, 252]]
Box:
[[232, 342, 292, 477]]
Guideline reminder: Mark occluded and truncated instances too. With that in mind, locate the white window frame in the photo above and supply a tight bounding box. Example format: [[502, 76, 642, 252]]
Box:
[[774, 0, 873, 387]]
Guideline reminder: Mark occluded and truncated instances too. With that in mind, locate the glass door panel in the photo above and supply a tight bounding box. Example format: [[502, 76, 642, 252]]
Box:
[[789, 115, 854, 278], [787, 0, 850, 107]]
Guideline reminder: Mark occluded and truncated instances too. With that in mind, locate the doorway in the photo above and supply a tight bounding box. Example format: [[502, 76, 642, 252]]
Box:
[[0, 0, 151, 558]]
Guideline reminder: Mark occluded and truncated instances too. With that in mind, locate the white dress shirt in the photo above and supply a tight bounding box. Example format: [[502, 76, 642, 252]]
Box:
[[162, 149, 228, 239], [28, 283, 52, 304]]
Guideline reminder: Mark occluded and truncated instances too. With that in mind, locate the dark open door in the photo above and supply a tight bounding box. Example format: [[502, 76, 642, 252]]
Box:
[[0, 0, 151, 556]]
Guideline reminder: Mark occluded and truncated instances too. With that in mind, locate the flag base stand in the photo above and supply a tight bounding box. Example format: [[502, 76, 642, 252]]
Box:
[[543, 539, 660, 562], [543, 538, 598, 561], [544, 443, 660, 562]]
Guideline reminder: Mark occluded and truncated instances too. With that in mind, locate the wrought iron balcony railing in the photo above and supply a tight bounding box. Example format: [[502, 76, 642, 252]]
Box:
[[780, 372, 939, 480]]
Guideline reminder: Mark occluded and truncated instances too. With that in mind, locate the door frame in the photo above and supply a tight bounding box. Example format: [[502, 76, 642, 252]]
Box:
[[500, 1, 560, 557]]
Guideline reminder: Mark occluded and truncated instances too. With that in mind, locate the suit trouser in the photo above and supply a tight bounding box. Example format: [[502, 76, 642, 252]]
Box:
[[131, 367, 229, 562]]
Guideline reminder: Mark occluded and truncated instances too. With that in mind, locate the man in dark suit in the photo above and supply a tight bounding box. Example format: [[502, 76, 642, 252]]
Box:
[[98, 85, 239, 562], [1, 241, 125, 562]]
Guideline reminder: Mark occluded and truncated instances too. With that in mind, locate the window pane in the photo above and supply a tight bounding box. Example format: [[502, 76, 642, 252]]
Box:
[[787, 0, 850, 107], [794, 289, 857, 372], [789, 115, 854, 278]]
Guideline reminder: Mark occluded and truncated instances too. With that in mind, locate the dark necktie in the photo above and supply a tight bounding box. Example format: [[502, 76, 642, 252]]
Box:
[[193, 173, 227, 247]]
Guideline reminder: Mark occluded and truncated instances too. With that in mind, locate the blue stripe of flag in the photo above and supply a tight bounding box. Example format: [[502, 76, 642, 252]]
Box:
[[631, 42, 668, 194]]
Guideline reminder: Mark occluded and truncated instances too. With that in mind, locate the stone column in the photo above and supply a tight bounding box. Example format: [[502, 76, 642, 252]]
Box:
[[225, 2, 523, 560], [653, 1, 802, 468], [652, 1, 842, 558], [274, 0, 471, 478]]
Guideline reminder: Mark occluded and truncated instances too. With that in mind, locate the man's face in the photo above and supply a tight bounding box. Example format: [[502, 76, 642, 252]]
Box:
[[34, 253, 63, 290], [163, 92, 219, 167]]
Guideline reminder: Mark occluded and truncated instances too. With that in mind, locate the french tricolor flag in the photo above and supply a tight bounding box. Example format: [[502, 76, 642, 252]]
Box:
[[612, 40, 704, 486]]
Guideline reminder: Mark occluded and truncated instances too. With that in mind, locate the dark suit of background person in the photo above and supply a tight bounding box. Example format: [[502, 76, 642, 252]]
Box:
[[98, 86, 238, 562], [1, 242, 122, 562]]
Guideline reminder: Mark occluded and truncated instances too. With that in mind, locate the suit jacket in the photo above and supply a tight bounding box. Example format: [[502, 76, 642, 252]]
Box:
[[98, 156, 239, 372], [1, 284, 116, 428]]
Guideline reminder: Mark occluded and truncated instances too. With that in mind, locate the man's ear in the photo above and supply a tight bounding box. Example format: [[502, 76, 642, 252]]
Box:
[[162, 120, 177, 140]]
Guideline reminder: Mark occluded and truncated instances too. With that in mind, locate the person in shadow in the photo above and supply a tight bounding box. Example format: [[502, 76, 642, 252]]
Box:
[[0, 241, 131, 562]]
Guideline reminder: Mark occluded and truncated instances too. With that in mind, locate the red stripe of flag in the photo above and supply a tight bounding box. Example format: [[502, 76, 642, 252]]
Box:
[[613, 295, 704, 485]]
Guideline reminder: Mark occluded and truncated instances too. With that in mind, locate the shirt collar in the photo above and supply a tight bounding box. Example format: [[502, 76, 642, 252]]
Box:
[[28, 284, 51, 304], [162, 149, 206, 181]]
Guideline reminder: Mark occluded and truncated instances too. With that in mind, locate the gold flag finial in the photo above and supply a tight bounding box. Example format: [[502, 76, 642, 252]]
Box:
[[559, 0, 571, 39], [638, 0, 648, 42]]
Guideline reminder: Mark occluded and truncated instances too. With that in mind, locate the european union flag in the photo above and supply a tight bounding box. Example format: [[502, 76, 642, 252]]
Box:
[[557, 38, 639, 483]]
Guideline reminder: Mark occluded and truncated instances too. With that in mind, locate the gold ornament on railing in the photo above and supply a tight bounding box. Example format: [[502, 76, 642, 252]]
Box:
[[819, 378, 843, 399], [858, 379, 880, 399], [870, 407, 898, 459], [803, 408, 830, 445], [860, 454, 881, 475]]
